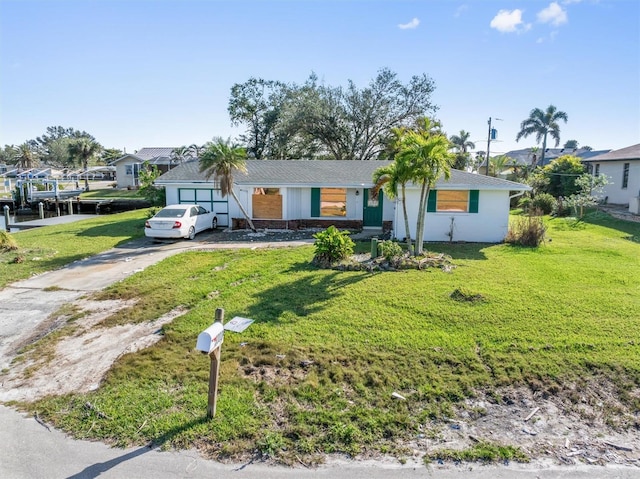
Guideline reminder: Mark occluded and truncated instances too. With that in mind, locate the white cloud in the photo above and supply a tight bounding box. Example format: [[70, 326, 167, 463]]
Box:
[[398, 17, 420, 30], [454, 4, 469, 18], [538, 2, 568, 26], [490, 9, 530, 33]]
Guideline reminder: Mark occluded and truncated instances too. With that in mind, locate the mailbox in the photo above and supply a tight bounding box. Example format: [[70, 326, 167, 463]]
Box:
[[196, 322, 225, 353]]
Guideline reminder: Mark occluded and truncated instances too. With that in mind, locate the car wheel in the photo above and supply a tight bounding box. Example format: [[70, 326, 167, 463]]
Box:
[[188, 226, 196, 240], [212, 217, 218, 230]]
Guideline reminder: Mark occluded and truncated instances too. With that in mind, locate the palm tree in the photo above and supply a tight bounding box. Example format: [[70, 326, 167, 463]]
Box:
[[516, 105, 568, 167], [199, 137, 256, 232], [13, 142, 39, 168], [373, 127, 414, 251], [449, 130, 475, 170], [68, 138, 102, 191], [170, 146, 192, 168], [398, 118, 453, 255]]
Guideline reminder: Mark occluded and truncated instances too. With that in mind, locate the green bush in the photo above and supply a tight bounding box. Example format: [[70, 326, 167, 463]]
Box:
[[531, 193, 556, 215], [312, 226, 354, 265], [378, 240, 403, 261]]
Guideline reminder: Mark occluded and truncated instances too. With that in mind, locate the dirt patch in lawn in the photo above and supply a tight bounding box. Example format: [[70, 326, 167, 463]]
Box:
[[0, 299, 187, 403]]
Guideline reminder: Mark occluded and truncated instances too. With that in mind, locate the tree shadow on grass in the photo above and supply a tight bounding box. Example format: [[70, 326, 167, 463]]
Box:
[[424, 242, 490, 261], [245, 263, 370, 324], [580, 211, 640, 243]]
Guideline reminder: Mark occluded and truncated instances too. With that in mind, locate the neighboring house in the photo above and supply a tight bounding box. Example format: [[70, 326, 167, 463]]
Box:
[[581, 144, 640, 213], [111, 147, 181, 188], [488, 148, 611, 169], [156, 159, 530, 243]]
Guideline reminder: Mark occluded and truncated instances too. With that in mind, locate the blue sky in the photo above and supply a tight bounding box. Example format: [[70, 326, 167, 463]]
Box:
[[1, 0, 638, 156]]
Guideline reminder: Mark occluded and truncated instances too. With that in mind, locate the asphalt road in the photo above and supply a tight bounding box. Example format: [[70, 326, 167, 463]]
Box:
[[1, 234, 638, 479]]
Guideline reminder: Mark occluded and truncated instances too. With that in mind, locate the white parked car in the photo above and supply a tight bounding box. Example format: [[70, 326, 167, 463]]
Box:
[[144, 204, 217, 240]]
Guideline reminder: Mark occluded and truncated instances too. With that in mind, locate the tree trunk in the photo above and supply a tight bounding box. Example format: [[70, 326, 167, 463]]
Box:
[[415, 183, 428, 255], [83, 159, 90, 191], [230, 189, 256, 232], [400, 184, 413, 254], [539, 135, 547, 169]]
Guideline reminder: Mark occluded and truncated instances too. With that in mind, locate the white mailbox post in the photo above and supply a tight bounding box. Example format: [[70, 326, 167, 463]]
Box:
[[196, 308, 225, 418], [196, 322, 224, 354]]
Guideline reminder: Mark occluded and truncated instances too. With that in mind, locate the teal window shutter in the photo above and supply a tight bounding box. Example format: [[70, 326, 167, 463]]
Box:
[[311, 188, 320, 217], [427, 190, 437, 212], [469, 190, 479, 213]]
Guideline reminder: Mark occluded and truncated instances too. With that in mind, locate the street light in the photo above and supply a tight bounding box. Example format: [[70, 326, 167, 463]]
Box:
[[485, 117, 503, 176]]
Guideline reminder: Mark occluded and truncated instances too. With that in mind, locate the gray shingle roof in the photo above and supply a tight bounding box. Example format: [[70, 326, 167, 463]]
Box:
[[581, 144, 640, 162], [488, 148, 611, 167], [133, 147, 178, 161], [156, 159, 529, 190], [111, 147, 178, 165]]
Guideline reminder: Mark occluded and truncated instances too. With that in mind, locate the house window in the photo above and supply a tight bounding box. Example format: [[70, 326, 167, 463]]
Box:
[[436, 190, 470, 212], [622, 163, 629, 189], [594, 164, 600, 177], [311, 188, 347, 217], [427, 190, 479, 213], [252, 188, 282, 219], [125, 165, 133, 175], [320, 188, 346, 216]]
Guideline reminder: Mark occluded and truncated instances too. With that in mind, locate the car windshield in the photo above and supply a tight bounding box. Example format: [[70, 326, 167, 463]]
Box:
[[154, 208, 187, 218]]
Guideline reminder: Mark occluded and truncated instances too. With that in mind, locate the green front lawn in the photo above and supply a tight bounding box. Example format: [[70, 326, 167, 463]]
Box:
[[0, 209, 148, 287], [80, 188, 145, 199], [10, 212, 640, 463]]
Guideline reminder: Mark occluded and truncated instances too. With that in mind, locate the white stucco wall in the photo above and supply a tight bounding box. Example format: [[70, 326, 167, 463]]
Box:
[[592, 161, 640, 205], [395, 189, 511, 243], [114, 157, 140, 189]]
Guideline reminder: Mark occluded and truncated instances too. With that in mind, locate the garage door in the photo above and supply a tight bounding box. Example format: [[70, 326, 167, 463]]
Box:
[[178, 188, 229, 227]]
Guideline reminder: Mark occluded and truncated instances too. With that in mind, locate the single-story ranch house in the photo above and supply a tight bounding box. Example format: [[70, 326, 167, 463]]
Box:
[[155, 159, 531, 243], [582, 144, 640, 214], [111, 148, 180, 189]]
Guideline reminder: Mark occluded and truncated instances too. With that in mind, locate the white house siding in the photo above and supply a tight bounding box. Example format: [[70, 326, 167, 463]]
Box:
[[396, 189, 510, 243], [114, 157, 141, 189], [593, 161, 640, 205]]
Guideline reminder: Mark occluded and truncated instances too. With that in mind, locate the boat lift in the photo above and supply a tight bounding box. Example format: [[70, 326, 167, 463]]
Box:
[[15, 178, 84, 207]]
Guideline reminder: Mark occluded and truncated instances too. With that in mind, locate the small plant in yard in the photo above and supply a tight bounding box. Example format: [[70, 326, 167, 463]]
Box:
[[506, 210, 546, 247], [378, 239, 403, 261], [0, 231, 18, 251], [257, 432, 286, 457], [312, 225, 354, 266], [530, 193, 556, 215]]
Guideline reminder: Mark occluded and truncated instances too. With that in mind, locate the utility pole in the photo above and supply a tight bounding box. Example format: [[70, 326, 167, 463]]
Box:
[[485, 117, 502, 176]]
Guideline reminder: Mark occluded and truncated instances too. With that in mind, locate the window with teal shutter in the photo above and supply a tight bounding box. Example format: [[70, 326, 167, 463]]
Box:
[[469, 190, 479, 213], [427, 190, 437, 212], [311, 188, 320, 217]]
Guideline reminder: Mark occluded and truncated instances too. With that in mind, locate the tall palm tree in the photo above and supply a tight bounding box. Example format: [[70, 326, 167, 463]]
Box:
[[516, 105, 568, 167], [170, 146, 192, 168], [449, 130, 475, 171], [13, 142, 39, 169], [199, 137, 256, 232], [397, 118, 453, 255], [68, 138, 102, 190], [373, 128, 414, 251]]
